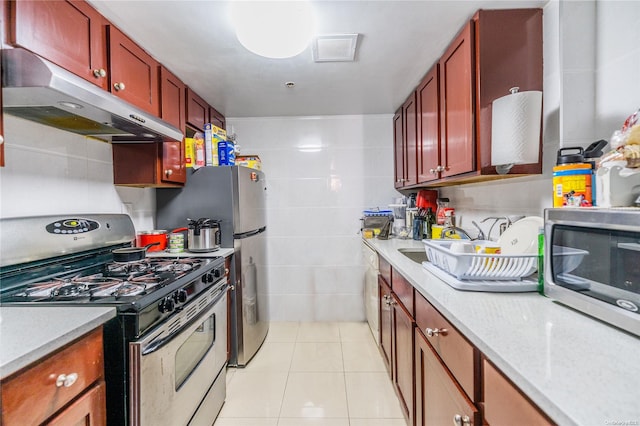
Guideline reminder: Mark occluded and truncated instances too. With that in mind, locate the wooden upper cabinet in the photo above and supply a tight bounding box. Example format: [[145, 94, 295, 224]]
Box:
[[403, 93, 418, 186], [439, 21, 474, 179], [474, 9, 543, 175], [417, 64, 440, 183], [209, 106, 226, 130], [186, 88, 208, 132], [393, 108, 404, 189], [108, 25, 160, 116], [9, 0, 109, 90], [160, 67, 186, 185], [483, 358, 553, 426]]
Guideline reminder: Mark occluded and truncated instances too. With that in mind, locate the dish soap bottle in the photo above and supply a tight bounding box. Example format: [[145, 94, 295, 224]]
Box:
[[425, 207, 436, 239]]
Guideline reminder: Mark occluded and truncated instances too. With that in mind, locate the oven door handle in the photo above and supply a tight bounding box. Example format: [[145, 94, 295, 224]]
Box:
[[140, 287, 226, 356]]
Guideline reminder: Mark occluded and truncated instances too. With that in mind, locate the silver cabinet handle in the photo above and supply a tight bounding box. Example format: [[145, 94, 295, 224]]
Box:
[[165, 169, 173, 177], [114, 82, 126, 91], [425, 327, 448, 337], [436, 165, 446, 172], [93, 68, 107, 78], [55, 373, 78, 388], [0, 134, 4, 144]]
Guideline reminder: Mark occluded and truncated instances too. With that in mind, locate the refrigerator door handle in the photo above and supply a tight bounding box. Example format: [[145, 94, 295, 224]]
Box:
[[234, 226, 266, 239]]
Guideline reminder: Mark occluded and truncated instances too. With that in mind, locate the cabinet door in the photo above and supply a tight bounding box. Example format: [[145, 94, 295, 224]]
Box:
[[415, 329, 478, 426], [209, 106, 226, 130], [439, 22, 474, 178], [483, 359, 552, 426], [186, 88, 208, 132], [46, 381, 107, 426], [160, 67, 186, 184], [417, 64, 440, 183], [392, 293, 415, 426], [10, 0, 108, 90], [379, 276, 393, 375], [108, 25, 160, 116], [393, 108, 405, 189], [403, 93, 418, 186]]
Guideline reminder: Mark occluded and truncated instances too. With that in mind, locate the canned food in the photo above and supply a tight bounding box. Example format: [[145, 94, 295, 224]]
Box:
[[168, 233, 184, 253]]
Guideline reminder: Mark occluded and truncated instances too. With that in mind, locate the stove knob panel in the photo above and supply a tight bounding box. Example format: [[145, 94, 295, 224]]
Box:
[[201, 273, 215, 284], [158, 296, 175, 313], [175, 289, 188, 304]]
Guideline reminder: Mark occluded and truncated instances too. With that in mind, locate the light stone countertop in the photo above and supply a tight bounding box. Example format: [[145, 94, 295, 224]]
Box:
[[0, 306, 116, 379], [365, 237, 640, 426]]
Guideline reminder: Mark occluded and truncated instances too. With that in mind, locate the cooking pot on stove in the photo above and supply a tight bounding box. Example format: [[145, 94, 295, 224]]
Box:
[[136, 229, 185, 252], [187, 218, 220, 252]]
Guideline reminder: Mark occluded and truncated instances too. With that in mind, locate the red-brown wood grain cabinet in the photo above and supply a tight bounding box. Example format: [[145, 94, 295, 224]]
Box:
[[378, 275, 393, 375], [417, 64, 440, 184], [438, 20, 474, 179], [403, 93, 418, 187], [209, 106, 226, 130], [108, 25, 160, 116], [186, 88, 209, 132], [1, 327, 106, 426], [415, 328, 478, 426], [393, 108, 405, 189], [159, 66, 186, 185], [8, 0, 109, 91], [482, 358, 554, 426], [391, 290, 415, 425]]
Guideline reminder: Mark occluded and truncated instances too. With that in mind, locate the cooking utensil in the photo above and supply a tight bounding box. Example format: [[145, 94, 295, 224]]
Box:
[[136, 228, 187, 252], [113, 242, 160, 262], [187, 218, 220, 252]]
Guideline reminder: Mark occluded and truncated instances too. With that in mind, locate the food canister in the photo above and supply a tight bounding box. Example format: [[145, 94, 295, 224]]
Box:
[[553, 148, 593, 207], [168, 232, 185, 253]]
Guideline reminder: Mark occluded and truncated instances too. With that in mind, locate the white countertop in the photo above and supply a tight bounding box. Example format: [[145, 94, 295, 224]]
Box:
[[0, 306, 116, 379], [365, 237, 640, 426]]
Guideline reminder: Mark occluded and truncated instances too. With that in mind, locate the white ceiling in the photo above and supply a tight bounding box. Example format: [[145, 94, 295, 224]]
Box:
[[88, 0, 547, 118]]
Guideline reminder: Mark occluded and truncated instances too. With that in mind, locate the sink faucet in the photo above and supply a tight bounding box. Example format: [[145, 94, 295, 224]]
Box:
[[440, 226, 474, 240], [480, 216, 524, 240]]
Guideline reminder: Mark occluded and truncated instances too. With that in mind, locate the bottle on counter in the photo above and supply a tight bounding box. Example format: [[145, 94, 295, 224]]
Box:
[[436, 198, 450, 225], [424, 207, 436, 239]]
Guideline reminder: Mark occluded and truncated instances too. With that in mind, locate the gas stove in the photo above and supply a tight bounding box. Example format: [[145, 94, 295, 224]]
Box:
[[0, 214, 229, 425]]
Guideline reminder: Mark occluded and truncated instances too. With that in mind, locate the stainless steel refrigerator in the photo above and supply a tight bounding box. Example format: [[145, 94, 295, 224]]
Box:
[[156, 166, 269, 366]]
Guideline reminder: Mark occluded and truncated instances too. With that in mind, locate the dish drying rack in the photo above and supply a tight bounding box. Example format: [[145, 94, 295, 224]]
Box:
[[423, 240, 537, 281]]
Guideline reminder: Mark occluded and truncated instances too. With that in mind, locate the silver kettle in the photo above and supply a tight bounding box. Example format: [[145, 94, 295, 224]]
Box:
[[187, 218, 221, 252]]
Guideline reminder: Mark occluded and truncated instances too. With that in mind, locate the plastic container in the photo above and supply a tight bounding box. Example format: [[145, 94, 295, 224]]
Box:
[[552, 147, 594, 207], [436, 198, 450, 225]]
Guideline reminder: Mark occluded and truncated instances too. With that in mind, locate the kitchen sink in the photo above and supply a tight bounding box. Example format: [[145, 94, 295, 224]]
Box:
[[398, 248, 429, 264]]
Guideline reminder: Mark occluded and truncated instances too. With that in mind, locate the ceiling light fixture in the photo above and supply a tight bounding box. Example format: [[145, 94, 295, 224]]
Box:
[[230, 1, 316, 59]]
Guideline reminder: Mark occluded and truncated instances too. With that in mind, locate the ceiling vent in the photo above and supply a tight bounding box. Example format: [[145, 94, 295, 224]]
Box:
[[312, 34, 359, 62]]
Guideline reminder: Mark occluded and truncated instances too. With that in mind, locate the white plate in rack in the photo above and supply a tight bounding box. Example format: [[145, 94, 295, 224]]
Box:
[[497, 216, 544, 255]]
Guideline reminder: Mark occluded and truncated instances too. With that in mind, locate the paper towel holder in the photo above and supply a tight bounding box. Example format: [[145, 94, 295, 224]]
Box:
[[491, 87, 543, 175]]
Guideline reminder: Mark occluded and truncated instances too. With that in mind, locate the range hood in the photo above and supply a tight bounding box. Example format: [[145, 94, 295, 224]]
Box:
[[2, 48, 183, 143]]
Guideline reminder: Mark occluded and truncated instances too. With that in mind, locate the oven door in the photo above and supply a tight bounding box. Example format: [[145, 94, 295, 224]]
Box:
[[129, 286, 227, 426]]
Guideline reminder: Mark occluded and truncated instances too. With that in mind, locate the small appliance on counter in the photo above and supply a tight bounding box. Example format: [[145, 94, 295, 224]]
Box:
[[545, 208, 640, 337], [361, 209, 393, 239], [187, 218, 221, 252]]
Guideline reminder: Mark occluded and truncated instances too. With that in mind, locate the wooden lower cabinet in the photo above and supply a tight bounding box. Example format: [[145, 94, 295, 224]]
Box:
[[415, 328, 479, 426], [482, 359, 554, 426], [1, 327, 106, 426], [379, 275, 393, 373], [392, 292, 415, 426]]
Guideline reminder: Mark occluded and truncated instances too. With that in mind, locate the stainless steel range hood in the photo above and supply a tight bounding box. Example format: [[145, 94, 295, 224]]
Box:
[[2, 48, 183, 143]]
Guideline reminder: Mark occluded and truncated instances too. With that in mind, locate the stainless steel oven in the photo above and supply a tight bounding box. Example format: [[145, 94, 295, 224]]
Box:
[[544, 208, 640, 337], [130, 283, 227, 426]]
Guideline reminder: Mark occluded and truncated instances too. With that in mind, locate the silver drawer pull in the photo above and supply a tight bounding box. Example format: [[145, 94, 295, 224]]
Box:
[[114, 82, 126, 91], [426, 327, 448, 337], [55, 372, 78, 388], [453, 414, 470, 426]]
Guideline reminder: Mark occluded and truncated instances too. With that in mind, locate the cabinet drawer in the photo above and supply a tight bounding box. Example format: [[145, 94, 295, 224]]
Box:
[[1, 327, 104, 426], [391, 269, 414, 316], [415, 292, 476, 400], [46, 380, 107, 426], [483, 359, 553, 426], [379, 255, 391, 284]]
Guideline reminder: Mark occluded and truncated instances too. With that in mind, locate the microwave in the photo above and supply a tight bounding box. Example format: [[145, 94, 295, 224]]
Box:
[[544, 208, 640, 337]]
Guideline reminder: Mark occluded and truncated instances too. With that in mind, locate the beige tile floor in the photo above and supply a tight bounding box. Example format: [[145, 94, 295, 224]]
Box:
[[214, 322, 408, 426]]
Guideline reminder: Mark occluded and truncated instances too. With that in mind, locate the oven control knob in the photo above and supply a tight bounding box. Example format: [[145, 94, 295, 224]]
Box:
[[202, 273, 215, 284], [175, 289, 188, 304], [213, 268, 223, 278], [158, 297, 175, 313]]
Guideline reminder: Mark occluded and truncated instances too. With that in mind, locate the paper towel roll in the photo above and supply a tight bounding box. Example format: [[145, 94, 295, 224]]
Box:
[[491, 90, 543, 173]]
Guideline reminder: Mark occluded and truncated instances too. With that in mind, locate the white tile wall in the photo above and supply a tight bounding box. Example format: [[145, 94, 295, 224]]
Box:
[[227, 115, 397, 321], [0, 115, 155, 231]]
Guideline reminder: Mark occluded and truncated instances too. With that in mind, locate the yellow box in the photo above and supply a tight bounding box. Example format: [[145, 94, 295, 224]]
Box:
[[184, 138, 194, 168], [236, 155, 262, 170]]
